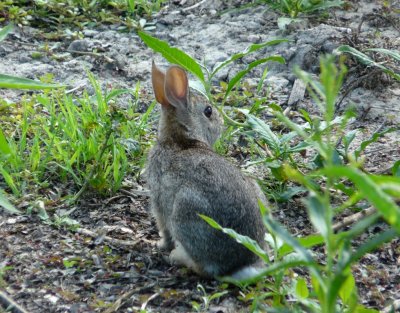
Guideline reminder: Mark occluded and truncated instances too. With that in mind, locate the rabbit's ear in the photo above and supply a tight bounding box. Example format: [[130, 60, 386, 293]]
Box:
[[165, 66, 189, 108], [152, 61, 169, 107]]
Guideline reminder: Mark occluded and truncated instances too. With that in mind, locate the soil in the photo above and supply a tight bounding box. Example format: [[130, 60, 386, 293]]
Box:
[[1, 0, 400, 312]]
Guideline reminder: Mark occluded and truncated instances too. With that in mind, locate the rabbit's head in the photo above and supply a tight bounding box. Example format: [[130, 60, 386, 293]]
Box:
[[152, 62, 221, 148]]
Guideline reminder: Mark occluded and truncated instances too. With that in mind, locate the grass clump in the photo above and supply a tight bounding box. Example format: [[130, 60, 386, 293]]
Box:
[[0, 73, 154, 199], [0, 0, 166, 30]]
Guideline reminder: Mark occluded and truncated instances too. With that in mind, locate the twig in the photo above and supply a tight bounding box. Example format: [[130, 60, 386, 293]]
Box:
[[332, 207, 377, 232], [66, 50, 114, 62], [182, 0, 208, 12], [0, 291, 29, 313], [140, 292, 160, 312], [120, 188, 150, 197], [103, 282, 157, 313], [76, 227, 139, 249]]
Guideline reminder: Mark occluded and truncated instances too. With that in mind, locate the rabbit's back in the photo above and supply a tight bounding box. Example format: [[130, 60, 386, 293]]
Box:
[[147, 142, 266, 276]]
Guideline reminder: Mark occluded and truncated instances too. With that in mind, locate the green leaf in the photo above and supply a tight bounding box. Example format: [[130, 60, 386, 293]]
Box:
[[220, 257, 309, 286], [339, 213, 380, 242], [241, 111, 281, 151], [336, 45, 400, 81], [339, 273, 355, 304], [351, 229, 397, 263], [0, 166, 19, 196], [369, 174, 400, 197], [392, 160, 400, 177], [365, 48, 400, 62], [262, 214, 322, 281], [343, 129, 357, 154], [354, 127, 398, 159], [224, 56, 285, 100], [295, 278, 309, 299], [0, 191, 21, 214], [0, 74, 65, 90], [138, 31, 205, 84], [105, 88, 134, 103], [306, 193, 329, 240], [354, 305, 380, 313], [198, 214, 270, 263], [0, 127, 11, 155], [278, 233, 326, 257], [328, 229, 397, 310], [0, 23, 13, 42], [275, 186, 306, 203], [321, 166, 400, 233], [211, 39, 288, 78]]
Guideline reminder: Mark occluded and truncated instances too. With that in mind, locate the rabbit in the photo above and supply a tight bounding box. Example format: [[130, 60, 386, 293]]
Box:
[[146, 61, 267, 279]]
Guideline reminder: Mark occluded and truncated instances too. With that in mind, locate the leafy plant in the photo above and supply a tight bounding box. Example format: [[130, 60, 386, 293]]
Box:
[[200, 55, 399, 312], [0, 189, 20, 214], [0, 0, 165, 30], [0, 73, 154, 198], [335, 45, 400, 81], [260, 0, 343, 18], [0, 23, 13, 41], [191, 284, 229, 313], [0, 73, 65, 89], [138, 31, 286, 102]]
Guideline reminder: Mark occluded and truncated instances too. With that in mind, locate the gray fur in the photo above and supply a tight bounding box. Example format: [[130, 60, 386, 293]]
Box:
[[146, 64, 267, 278]]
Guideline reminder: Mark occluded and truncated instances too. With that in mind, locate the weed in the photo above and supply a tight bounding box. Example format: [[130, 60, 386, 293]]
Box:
[[262, 0, 343, 18], [191, 284, 229, 313], [200, 55, 399, 312], [0, 0, 166, 30], [0, 189, 20, 214], [335, 45, 400, 81], [138, 31, 286, 117], [0, 73, 155, 199]]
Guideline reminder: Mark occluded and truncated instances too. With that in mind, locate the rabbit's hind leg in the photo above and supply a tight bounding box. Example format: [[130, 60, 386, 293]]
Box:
[[169, 241, 205, 276], [151, 202, 175, 251]]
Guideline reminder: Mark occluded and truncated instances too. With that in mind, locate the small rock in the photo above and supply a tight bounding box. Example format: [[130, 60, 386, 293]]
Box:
[[82, 29, 98, 37], [18, 55, 31, 63], [68, 39, 90, 52]]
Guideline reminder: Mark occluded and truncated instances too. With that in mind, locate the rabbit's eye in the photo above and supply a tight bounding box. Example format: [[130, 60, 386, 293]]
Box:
[[204, 106, 212, 118]]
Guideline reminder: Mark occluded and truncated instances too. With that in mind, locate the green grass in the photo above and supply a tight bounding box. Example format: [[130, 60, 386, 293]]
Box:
[[0, 0, 166, 31], [0, 73, 155, 199]]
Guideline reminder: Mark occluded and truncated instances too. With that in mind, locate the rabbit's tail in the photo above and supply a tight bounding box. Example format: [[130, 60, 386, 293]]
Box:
[[230, 264, 265, 281]]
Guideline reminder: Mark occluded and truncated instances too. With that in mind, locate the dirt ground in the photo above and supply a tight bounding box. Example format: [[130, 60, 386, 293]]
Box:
[[1, 0, 400, 312]]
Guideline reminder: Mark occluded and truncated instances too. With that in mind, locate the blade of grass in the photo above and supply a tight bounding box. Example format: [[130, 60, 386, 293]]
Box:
[[0, 23, 13, 42], [0, 190, 21, 214], [138, 31, 205, 84], [0, 74, 65, 90]]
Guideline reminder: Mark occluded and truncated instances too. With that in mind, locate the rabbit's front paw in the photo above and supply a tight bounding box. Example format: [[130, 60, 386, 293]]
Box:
[[169, 243, 196, 269]]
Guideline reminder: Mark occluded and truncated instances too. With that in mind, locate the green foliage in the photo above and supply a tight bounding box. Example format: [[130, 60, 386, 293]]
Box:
[[0, 0, 166, 30], [201, 55, 399, 312], [260, 0, 343, 18], [0, 23, 13, 41], [0, 73, 65, 89], [138, 31, 287, 100], [336, 45, 400, 81], [0, 74, 154, 198], [191, 284, 229, 313], [0, 189, 20, 214]]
